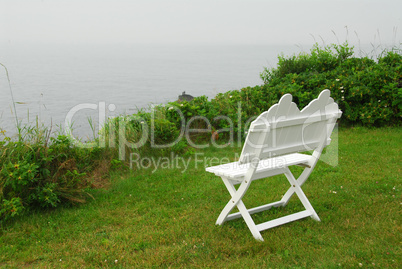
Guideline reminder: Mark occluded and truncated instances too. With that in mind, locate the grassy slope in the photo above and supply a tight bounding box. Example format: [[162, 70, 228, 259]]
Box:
[[0, 127, 401, 268]]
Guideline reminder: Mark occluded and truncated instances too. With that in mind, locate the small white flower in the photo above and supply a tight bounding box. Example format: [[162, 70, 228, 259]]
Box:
[[359, 263, 363, 267], [340, 86, 344, 89], [230, 95, 233, 98], [168, 106, 174, 110], [341, 90, 344, 93], [341, 96, 345, 100], [180, 104, 184, 107], [115, 260, 118, 264], [336, 79, 340, 81], [378, 100, 381, 102]]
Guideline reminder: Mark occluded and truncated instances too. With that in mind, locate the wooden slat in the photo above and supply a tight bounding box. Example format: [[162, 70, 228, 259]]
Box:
[[226, 201, 284, 221], [256, 210, 312, 231], [206, 153, 311, 179]]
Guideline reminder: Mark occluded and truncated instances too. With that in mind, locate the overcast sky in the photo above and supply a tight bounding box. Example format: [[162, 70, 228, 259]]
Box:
[[1, 0, 401, 46]]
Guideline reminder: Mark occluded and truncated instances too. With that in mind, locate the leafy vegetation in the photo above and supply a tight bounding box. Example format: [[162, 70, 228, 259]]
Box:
[[260, 43, 401, 126], [0, 126, 114, 222], [207, 43, 401, 129]]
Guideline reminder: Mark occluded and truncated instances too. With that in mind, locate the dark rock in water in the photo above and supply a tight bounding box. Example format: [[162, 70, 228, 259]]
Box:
[[178, 91, 194, 102]]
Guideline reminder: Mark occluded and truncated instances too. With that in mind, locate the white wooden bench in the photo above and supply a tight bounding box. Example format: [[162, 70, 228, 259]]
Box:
[[206, 89, 342, 241]]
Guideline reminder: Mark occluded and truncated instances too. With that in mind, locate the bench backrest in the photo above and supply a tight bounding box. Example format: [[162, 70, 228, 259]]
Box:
[[239, 90, 342, 164]]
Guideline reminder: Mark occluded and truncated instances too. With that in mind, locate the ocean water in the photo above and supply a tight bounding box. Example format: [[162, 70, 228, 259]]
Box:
[[1, 44, 304, 139]]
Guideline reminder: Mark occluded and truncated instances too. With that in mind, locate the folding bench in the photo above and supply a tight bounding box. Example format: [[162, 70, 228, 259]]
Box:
[[206, 89, 342, 241]]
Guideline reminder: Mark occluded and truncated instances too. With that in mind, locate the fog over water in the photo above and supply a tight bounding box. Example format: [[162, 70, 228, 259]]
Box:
[[1, 0, 400, 139], [1, 44, 305, 138]]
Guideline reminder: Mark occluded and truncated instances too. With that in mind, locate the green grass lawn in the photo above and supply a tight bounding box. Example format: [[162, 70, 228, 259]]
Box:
[[0, 127, 401, 268]]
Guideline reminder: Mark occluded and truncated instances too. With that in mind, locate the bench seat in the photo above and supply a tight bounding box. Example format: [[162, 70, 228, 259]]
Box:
[[206, 153, 311, 182]]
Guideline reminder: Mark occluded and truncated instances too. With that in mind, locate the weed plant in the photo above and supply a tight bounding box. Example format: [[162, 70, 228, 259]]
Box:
[[0, 125, 115, 222]]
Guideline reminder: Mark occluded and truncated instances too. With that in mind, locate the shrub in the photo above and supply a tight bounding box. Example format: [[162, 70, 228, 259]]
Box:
[[0, 127, 113, 223], [101, 106, 188, 160], [259, 43, 401, 126]]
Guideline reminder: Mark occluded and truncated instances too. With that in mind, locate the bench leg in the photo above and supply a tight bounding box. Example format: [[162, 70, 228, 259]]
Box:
[[216, 167, 320, 241], [281, 166, 312, 205], [216, 177, 264, 241], [283, 168, 320, 221]]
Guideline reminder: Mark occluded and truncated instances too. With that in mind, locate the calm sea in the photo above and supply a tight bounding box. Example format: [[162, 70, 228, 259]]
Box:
[[1, 44, 304, 139]]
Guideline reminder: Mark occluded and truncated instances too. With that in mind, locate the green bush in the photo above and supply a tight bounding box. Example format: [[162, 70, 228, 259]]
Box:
[[171, 43, 399, 133], [0, 128, 112, 222], [200, 43, 400, 128], [102, 107, 188, 159], [259, 43, 401, 126]]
